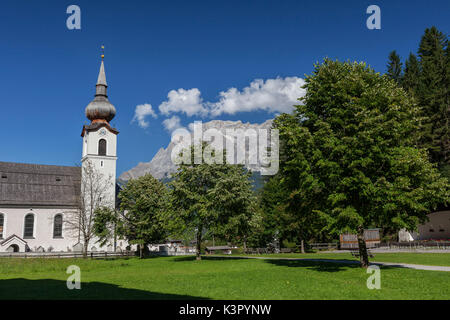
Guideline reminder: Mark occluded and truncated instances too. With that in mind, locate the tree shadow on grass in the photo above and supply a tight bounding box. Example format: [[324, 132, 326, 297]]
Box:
[[0, 278, 208, 300], [172, 255, 363, 269], [264, 259, 399, 272], [264, 259, 361, 272]]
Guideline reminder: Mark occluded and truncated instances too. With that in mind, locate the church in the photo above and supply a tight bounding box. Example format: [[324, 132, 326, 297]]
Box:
[[0, 58, 122, 253]]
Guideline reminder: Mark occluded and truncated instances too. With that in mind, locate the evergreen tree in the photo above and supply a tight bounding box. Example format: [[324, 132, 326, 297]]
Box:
[[402, 53, 421, 92], [386, 50, 403, 83], [417, 26, 449, 178], [444, 41, 450, 178]]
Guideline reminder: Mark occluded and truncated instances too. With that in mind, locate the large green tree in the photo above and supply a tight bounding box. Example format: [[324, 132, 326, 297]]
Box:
[[275, 59, 449, 267], [259, 173, 329, 251], [168, 144, 257, 260], [94, 174, 169, 258], [212, 168, 260, 252]]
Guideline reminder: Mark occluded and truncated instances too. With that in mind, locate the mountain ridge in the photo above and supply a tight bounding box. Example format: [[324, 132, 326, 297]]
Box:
[[119, 119, 274, 181]]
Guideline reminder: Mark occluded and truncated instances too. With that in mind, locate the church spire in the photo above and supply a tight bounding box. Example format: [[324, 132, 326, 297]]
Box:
[[95, 60, 108, 97], [97, 60, 107, 87], [85, 48, 116, 123], [95, 46, 108, 97], [96, 46, 107, 87]]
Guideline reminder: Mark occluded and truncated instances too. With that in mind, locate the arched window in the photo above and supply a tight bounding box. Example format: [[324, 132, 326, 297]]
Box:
[[24, 214, 34, 238], [53, 214, 63, 238], [0, 213, 4, 238], [98, 139, 107, 156]]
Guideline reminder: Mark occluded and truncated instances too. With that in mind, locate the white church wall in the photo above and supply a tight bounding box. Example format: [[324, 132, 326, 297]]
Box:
[[84, 128, 117, 157], [0, 207, 129, 253], [82, 128, 117, 210], [81, 156, 117, 208], [0, 208, 77, 252]]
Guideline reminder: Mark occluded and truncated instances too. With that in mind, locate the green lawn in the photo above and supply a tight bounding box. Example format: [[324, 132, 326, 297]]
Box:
[[233, 252, 450, 267], [0, 255, 449, 300]]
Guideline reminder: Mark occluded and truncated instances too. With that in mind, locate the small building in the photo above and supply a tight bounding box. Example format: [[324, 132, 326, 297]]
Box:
[[340, 229, 380, 249], [399, 208, 450, 242], [167, 239, 183, 249]]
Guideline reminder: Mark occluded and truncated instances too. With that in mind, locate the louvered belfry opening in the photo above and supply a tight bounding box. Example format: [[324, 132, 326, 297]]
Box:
[[98, 139, 107, 156]]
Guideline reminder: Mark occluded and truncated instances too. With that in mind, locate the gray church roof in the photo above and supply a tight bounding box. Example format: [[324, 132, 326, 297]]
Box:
[[0, 162, 81, 207]]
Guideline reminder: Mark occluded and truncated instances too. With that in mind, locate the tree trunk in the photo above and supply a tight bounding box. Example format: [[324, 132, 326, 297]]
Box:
[[113, 222, 117, 253], [243, 235, 247, 254], [196, 228, 202, 261], [83, 241, 88, 259], [357, 228, 369, 268], [300, 240, 305, 254], [139, 245, 144, 259]]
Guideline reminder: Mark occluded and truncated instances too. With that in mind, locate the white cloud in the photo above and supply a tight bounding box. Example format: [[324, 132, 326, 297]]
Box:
[[159, 88, 208, 117], [133, 77, 306, 130], [132, 103, 157, 128], [209, 77, 306, 116], [162, 115, 182, 132], [156, 77, 305, 118]]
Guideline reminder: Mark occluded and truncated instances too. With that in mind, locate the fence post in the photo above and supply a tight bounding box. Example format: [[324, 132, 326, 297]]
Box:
[[90, 252, 93, 259]]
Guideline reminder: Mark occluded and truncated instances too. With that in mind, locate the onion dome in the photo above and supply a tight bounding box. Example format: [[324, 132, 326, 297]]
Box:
[[85, 59, 116, 122]]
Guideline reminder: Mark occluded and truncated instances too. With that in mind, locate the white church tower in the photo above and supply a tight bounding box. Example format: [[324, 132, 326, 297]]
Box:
[[81, 54, 118, 209]]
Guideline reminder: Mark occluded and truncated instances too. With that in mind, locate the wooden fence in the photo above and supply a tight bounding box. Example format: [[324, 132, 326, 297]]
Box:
[[309, 243, 339, 251], [379, 241, 450, 250], [0, 251, 135, 259], [244, 248, 276, 254]]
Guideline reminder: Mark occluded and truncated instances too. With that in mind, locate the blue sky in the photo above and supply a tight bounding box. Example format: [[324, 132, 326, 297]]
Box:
[[0, 0, 448, 175]]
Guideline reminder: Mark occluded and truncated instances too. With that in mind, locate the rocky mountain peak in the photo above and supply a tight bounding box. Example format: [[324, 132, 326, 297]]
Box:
[[119, 119, 274, 181]]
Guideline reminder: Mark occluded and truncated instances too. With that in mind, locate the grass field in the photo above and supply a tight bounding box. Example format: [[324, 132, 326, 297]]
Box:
[[0, 254, 449, 300]]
